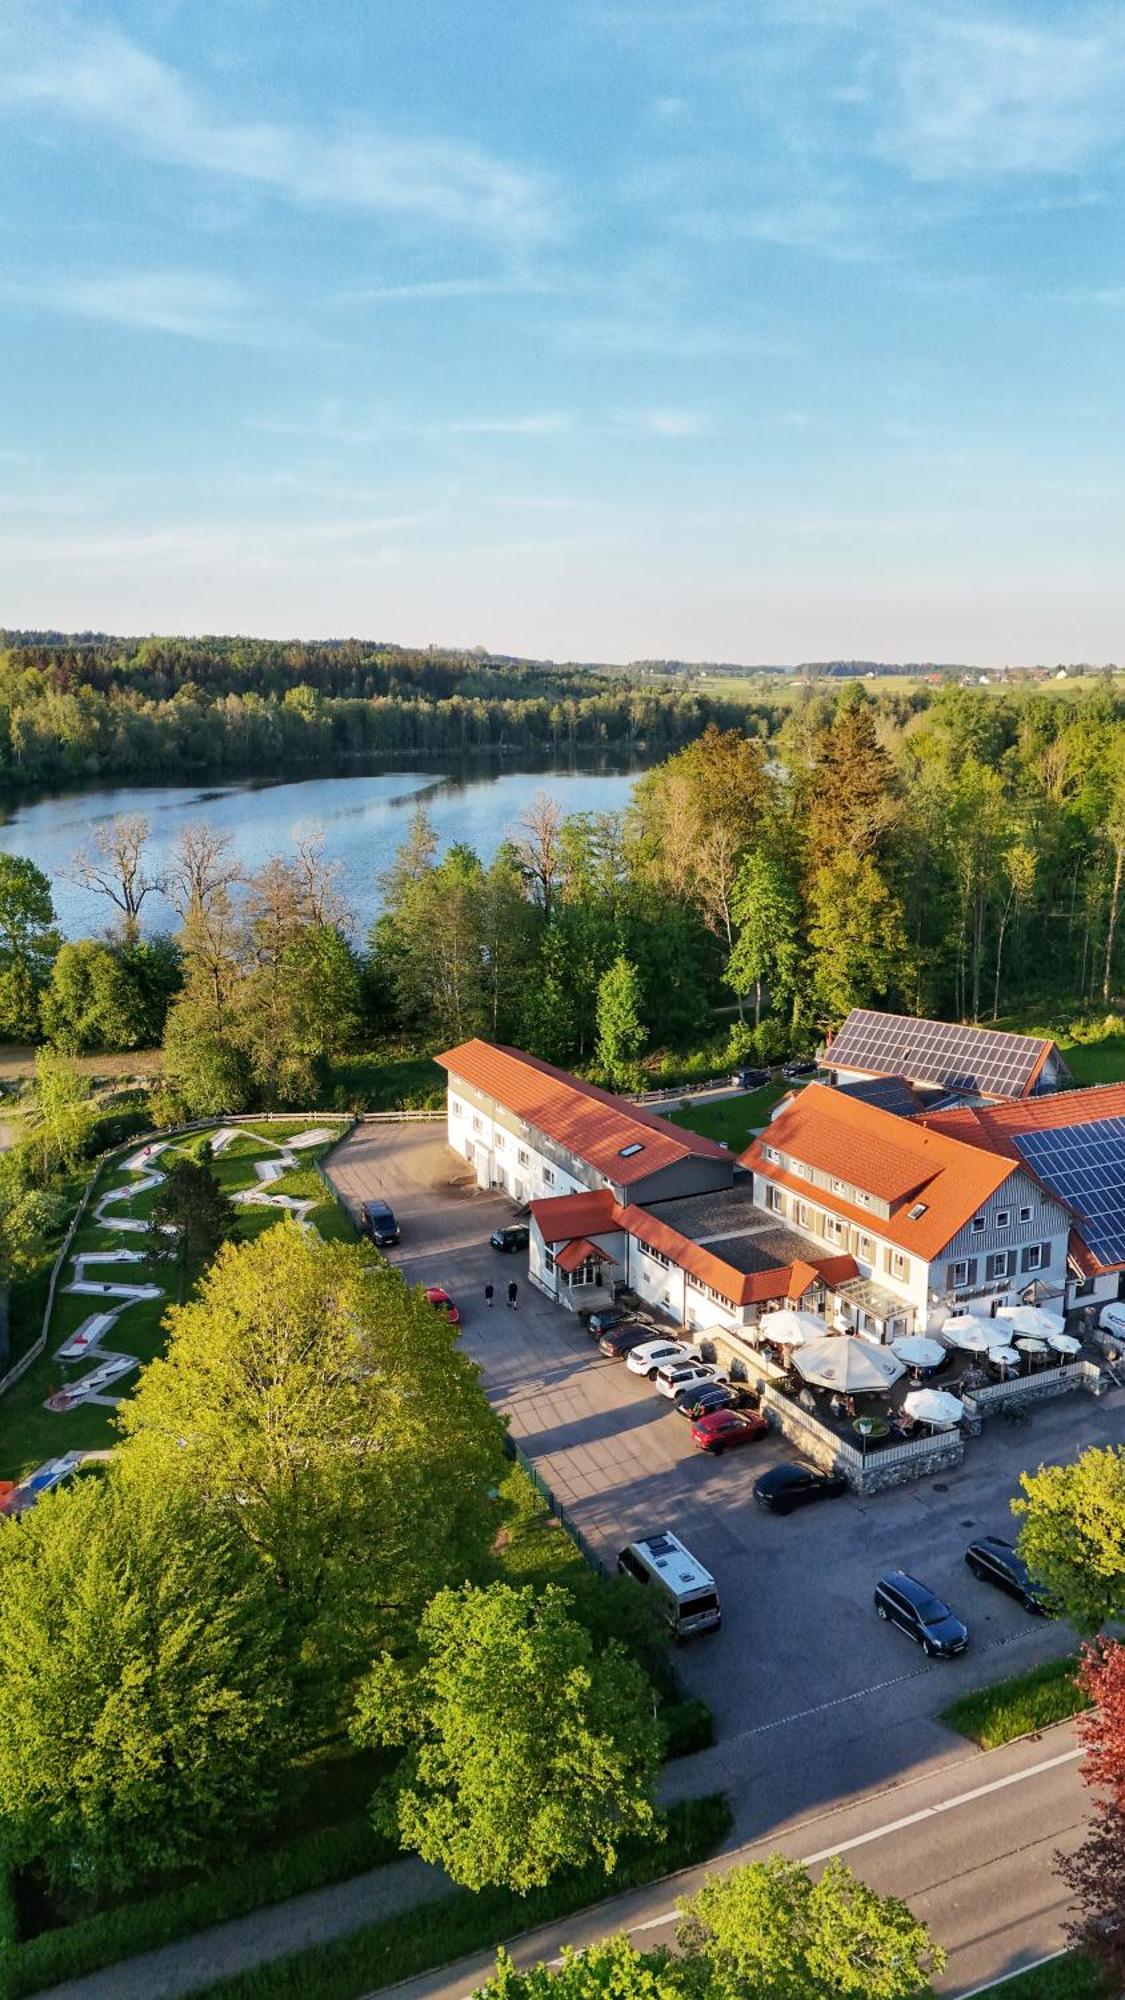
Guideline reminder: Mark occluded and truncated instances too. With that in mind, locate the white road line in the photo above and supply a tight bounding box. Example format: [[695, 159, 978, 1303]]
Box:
[[959, 1946, 1069, 1996], [625, 1745, 1084, 1938]]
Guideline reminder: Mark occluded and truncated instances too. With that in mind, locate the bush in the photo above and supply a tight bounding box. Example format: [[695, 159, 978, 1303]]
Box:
[[186, 1795, 733, 2000], [660, 1697, 715, 1759]]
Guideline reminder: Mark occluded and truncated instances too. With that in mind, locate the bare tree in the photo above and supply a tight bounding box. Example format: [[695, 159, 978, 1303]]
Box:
[[71, 814, 163, 942], [293, 834, 350, 933], [515, 793, 564, 920], [165, 822, 243, 920]]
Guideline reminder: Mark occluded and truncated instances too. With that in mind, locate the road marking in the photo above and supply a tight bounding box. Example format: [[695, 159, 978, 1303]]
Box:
[[625, 1745, 1083, 1938], [959, 1946, 1069, 1996]]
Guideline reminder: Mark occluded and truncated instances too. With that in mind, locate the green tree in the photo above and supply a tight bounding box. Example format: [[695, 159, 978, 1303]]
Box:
[[475, 1939, 683, 2000], [595, 954, 647, 1090], [808, 852, 911, 1025], [726, 851, 801, 1026], [0, 1474, 293, 1897], [147, 1149, 235, 1302], [678, 1853, 944, 2000], [42, 939, 140, 1052], [26, 1048, 94, 1175], [118, 1228, 505, 1710], [0, 852, 60, 1039], [354, 1581, 660, 1892], [1013, 1445, 1125, 1633]]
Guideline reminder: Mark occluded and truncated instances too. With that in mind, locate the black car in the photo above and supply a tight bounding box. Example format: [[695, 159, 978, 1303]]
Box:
[[490, 1224, 529, 1253], [598, 1322, 649, 1358], [587, 1305, 628, 1337], [675, 1382, 735, 1420], [964, 1537, 1051, 1614], [753, 1464, 847, 1514], [874, 1570, 969, 1658], [732, 1066, 770, 1090], [783, 1057, 818, 1079], [362, 1199, 400, 1247]]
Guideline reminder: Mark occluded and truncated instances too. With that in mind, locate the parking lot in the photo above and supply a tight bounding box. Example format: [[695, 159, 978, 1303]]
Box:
[[329, 1123, 1125, 1838]]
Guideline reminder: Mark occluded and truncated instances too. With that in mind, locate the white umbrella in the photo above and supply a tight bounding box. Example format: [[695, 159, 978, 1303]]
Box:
[[941, 1313, 993, 1354], [995, 1304, 1066, 1340], [988, 1345, 1021, 1369], [892, 1336, 946, 1370], [1047, 1329, 1082, 1356], [758, 1308, 828, 1349], [1016, 1336, 1047, 1354], [795, 1336, 905, 1392], [904, 1387, 964, 1428]]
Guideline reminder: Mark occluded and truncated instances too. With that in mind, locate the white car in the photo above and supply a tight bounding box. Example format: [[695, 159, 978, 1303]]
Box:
[[626, 1339, 701, 1380], [654, 1360, 727, 1400]]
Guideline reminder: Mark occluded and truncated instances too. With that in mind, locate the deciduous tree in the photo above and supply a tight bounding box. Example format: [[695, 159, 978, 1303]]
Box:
[[1013, 1445, 1125, 1633], [0, 852, 60, 1039], [474, 1938, 683, 2000], [1058, 1638, 1125, 1988], [71, 813, 163, 943], [148, 1148, 234, 1302]]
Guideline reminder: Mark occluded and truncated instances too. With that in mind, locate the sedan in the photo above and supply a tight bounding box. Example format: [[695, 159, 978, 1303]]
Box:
[[598, 1322, 649, 1359], [490, 1224, 529, 1252], [654, 1360, 727, 1400], [692, 1410, 770, 1454], [874, 1570, 969, 1658], [783, 1057, 818, 1079], [626, 1339, 701, 1380], [753, 1463, 848, 1514], [964, 1537, 1052, 1615], [424, 1286, 460, 1326]]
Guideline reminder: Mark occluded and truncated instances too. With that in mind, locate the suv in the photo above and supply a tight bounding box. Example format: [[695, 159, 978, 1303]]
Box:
[[874, 1570, 968, 1658], [732, 1065, 770, 1090], [490, 1223, 529, 1252], [964, 1537, 1051, 1614], [587, 1305, 628, 1337], [654, 1360, 726, 1400], [362, 1199, 400, 1247], [626, 1339, 701, 1380], [783, 1057, 818, 1080]]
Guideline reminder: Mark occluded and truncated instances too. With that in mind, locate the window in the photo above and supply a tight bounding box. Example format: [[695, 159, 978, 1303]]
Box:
[[952, 1260, 968, 1287], [825, 1216, 843, 1243], [619, 1142, 644, 1159], [856, 1191, 872, 1209], [995, 1210, 1009, 1229], [638, 1239, 670, 1269], [542, 1167, 555, 1188], [567, 1257, 600, 1287], [986, 1251, 1008, 1281], [451, 1098, 463, 1118], [1019, 1204, 1033, 1223], [494, 1130, 505, 1150], [908, 1201, 928, 1221], [796, 1200, 810, 1228], [765, 1185, 783, 1214], [971, 1215, 985, 1233], [544, 1248, 556, 1275], [891, 1250, 908, 1279], [859, 1234, 873, 1259], [1022, 1243, 1044, 1272], [831, 1177, 850, 1197], [517, 1148, 529, 1167], [1074, 1276, 1094, 1297], [472, 1114, 483, 1134], [764, 1145, 779, 1163], [794, 1160, 811, 1180]]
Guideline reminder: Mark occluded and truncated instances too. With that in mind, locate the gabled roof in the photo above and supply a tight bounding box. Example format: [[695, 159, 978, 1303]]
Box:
[[821, 1008, 1061, 1101], [554, 1236, 617, 1272], [531, 1188, 621, 1243], [742, 1082, 1017, 1259], [436, 1041, 729, 1187]]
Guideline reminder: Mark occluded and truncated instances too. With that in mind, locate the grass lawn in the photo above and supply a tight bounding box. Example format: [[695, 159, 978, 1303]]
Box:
[[939, 1657, 1090, 1750], [979, 1957, 1103, 1999], [666, 1081, 788, 1152], [328, 1046, 443, 1110]]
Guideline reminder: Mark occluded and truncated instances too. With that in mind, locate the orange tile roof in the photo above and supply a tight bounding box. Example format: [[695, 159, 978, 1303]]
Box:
[[554, 1236, 618, 1273], [787, 1259, 822, 1299], [436, 1041, 729, 1186], [742, 1082, 1016, 1259], [531, 1189, 620, 1242]]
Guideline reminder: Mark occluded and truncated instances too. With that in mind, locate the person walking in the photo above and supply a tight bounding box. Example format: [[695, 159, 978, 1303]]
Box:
[[507, 1279, 519, 1309], [484, 1282, 495, 1309]]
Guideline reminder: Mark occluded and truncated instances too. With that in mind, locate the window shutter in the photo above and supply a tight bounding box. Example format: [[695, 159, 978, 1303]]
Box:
[[967, 1258, 978, 1285], [946, 1263, 956, 1289]]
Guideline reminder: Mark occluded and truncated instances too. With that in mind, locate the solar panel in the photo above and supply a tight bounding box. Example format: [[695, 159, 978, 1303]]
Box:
[[823, 1009, 1048, 1101], [1013, 1119, 1125, 1266]]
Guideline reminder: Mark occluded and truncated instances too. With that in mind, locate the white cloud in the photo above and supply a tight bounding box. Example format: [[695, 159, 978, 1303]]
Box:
[[442, 414, 572, 437], [613, 407, 707, 436], [4, 269, 260, 341], [0, 7, 553, 241], [337, 276, 559, 303]]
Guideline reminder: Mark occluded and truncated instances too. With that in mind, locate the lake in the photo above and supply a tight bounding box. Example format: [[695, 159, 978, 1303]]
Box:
[[0, 757, 648, 939]]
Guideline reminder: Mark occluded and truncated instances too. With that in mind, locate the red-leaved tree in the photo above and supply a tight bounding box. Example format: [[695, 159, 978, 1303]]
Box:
[[1059, 1638, 1125, 1986]]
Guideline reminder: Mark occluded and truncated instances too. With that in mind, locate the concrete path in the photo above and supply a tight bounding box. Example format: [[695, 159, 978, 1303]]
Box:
[[30, 1853, 449, 2000]]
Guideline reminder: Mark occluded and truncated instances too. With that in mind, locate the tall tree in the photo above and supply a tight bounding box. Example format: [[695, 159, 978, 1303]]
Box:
[[1058, 1638, 1125, 1990], [726, 851, 801, 1026], [71, 813, 162, 943], [1013, 1445, 1125, 1634], [515, 793, 565, 920], [807, 853, 911, 1026], [354, 1582, 660, 1892], [804, 690, 898, 873], [27, 1049, 93, 1175], [164, 821, 242, 921], [595, 954, 647, 1090], [0, 853, 60, 1039], [147, 1148, 235, 1302]]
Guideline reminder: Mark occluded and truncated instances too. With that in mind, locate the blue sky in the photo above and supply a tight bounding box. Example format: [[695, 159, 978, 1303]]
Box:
[[3, 0, 1125, 664]]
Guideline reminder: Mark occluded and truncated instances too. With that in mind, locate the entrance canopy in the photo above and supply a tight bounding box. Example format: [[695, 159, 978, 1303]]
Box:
[[554, 1237, 617, 1274]]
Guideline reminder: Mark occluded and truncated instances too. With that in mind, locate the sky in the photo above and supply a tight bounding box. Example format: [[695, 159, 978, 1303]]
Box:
[[3, 0, 1125, 665]]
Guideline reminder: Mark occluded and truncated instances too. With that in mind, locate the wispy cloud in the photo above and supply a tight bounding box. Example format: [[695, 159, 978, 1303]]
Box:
[[4, 269, 261, 342], [442, 414, 572, 437], [336, 276, 561, 304], [0, 6, 554, 242], [613, 407, 707, 436]]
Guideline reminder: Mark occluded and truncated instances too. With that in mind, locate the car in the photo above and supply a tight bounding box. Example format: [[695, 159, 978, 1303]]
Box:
[[362, 1199, 400, 1247], [654, 1360, 727, 1400], [424, 1286, 460, 1326], [783, 1057, 818, 1079], [675, 1382, 738, 1421], [874, 1570, 969, 1658], [490, 1224, 529, 1252], [964, 1537, 1051, 1614], [691, 1410, 770, 1454], [586, 1306, 628, 1337], [626, 1339, 701, 1380], [753, 1463, 848, 1514], [598, 1322, 649, 1358], [732, 1065, 770, 1089]]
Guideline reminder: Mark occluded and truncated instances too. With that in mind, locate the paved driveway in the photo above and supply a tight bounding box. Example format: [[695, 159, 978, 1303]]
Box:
[[328, 1122, 1125, 1840]]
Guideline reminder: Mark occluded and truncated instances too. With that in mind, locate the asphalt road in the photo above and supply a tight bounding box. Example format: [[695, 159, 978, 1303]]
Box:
[[368, 1722, 1089, 2000]]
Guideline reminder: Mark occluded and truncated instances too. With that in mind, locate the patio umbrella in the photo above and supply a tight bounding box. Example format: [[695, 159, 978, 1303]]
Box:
[[903, 1386, 964, 1428], [995, 1304, 1066, 1340], [892, 1335, 945, 1370], [988, 1345, 1021, 1369], [1016, 1336, 1047, 1354], [795, 1336, 905, 1392], [1047, 1329, 1082, 1356], [758, 1308, 828, 1349], [941, 1313, 993, 1354]]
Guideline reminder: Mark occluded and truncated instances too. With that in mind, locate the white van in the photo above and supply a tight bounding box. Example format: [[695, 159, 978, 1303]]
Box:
[[1097, 1301, 1125, 1343], [616, 1530, 721, 1639]]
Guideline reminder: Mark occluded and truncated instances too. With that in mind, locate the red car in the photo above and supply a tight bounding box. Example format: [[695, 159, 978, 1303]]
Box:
[[690, 1410, 769, 1455], [424, 1286, 460, 1325]]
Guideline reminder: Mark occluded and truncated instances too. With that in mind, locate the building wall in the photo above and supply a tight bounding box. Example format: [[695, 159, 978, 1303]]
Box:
[[749, 1169, 927, 1328], [628, 1153, 735, 1204], [447, 1077, 594, 1203]]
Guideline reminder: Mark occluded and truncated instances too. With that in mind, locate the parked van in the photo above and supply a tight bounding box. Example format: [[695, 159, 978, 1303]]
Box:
[[616, 1530, 721, 1639], [1097, 1301, 1125, 1343]]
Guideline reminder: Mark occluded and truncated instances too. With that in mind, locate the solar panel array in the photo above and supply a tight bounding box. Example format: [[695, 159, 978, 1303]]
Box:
[[824, 1009, 1048, 1101], [1013, 1119, 1125, 1267]]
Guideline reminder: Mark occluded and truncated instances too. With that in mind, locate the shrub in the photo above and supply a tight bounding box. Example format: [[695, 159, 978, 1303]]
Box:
[[660, 1698, 715, 1759]]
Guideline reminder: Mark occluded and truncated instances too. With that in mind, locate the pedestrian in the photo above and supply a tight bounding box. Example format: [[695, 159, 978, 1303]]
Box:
[[507, 1279, 519, 1309], [484, 1282, 494, 1308]]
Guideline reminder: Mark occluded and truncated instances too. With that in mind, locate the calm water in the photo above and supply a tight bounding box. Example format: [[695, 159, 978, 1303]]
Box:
[[0, 758, 647, 939]]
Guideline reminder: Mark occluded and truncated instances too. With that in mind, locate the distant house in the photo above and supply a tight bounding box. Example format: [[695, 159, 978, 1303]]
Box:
[[820, 1009, 1071, 1105], [744, 1083, 1072, 1336]]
